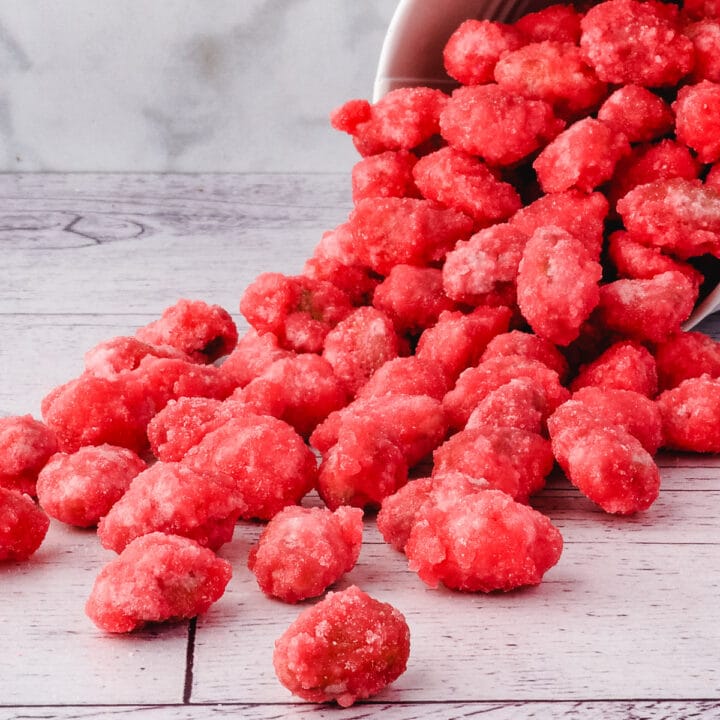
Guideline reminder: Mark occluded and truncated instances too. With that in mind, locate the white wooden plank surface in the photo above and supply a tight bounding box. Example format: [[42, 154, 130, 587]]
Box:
[[1, 522, 190, 705], [0, 173, 350, 314], [1, 174, 719, 719], [5, 702, 720, 720], [193, 520, 720, 704]]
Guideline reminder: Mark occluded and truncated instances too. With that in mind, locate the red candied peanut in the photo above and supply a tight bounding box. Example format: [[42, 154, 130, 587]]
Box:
[[318, 430, 409, 511], [248, 506, 363, 603], [330, 87, 448, 157], [217, 328, 294, 390], [415, 306, 512, 386], [347, 197, 473, 276], [37, 445, 146, 528], [510, 189, 608, 259], [239, 273, 353, 354], [432, 429, 521, 500], [377, 472, 487, 552], [439, 85, 565, 166], [607, 230, 703, 292], [42, 373, 154, 454], [608, 140, 702, 208], [313, 394, 445, 508], [443, 19, 525, 85], [597, 271, 697, 344], [571, 386, 663, 454], [148, 397, 223, 460], [443, 355, 569, 431], [135, 356, 235, 413], [433, 425, 554, 503], [351, 150, 418, 203], [311, 394, 447, 468], [183, 415, 317, 521], [237, 354, 348, 437], [685, 20, 720, 83], [322, 307, 399, 397], [303, 223, 380, 306], [580, 0, 694, 87], [465, 378, 548, 435], [548, 387, 663, 458], [597, 85, 674, 143], [356, 356, 449, 401], [273, 585, 410, 707], [657, 375, 720, 452], [674, 81, 720, 164], [616, 178, 720, 259], [554, 424, 660, 514], [303, 254, 379, 308], [136, 299, 238, 363], [533, 118, 631, 194], [147, 397, 253, 462], [547, 406, 590, 470], [514, 4, 582, 43], [372, 265, 454, 336], [85, 532, 232, 633], [406, 488, 563, 592], [495, 42, 607, 117], [547, 387, 663, 461], [0, 415, 58, 496], [0, 487, 50, 561], [442, 224, 528, 307], [570, 341, 658, 397], [654, 331, 720, 390], [308, 222, 361, 269], [377, 476, 435, 553], [84, 336, 189, 378], [517, 226, 602, 346], [481, 330, 569, 381], [97, 461, 244, 553], [329, 98, 370, 135], [412, 147, 521, 229]]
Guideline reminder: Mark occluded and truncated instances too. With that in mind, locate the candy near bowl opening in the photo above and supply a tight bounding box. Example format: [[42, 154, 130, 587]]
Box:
[[373, 0, 597, 101], [372, 0, 720, 329]]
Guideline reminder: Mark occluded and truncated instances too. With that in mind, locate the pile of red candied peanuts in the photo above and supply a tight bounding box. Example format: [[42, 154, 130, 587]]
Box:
[[2, 0, 720, 707]]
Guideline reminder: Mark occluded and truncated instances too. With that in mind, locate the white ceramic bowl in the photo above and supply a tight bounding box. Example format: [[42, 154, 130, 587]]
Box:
[[373, 0, 720, 329]]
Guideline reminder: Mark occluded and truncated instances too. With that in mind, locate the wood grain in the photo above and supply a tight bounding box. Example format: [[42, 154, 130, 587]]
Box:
[[191, 520, 720, 704], [5, 702, 720, 720], [7, 700, 720, 720], [1, 174, 719, 719], [0, 173, 350, 315], [0, 522, 190, 705]]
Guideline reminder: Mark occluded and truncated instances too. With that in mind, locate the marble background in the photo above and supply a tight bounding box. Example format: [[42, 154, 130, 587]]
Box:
[[0, 1, 397, 172]]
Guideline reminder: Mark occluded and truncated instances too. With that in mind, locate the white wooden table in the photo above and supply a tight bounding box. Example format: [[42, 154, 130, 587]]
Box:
[[1, 174, 719, 720]]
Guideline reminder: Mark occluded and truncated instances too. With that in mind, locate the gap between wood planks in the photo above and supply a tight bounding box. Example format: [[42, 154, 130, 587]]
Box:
[[183, 617, 198, 704]]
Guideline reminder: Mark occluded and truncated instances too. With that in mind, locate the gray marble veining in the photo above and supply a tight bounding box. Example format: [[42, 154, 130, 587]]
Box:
[[0, 0, 396, 172]]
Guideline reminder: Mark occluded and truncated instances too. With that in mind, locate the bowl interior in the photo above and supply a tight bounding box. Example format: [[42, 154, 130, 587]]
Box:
[[372, 0, 720, 329]]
